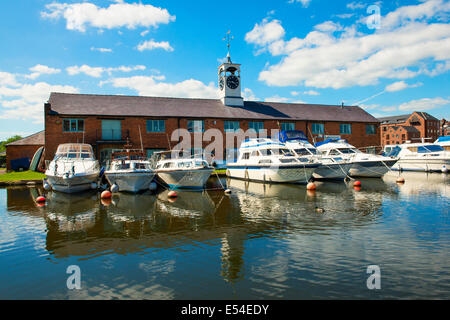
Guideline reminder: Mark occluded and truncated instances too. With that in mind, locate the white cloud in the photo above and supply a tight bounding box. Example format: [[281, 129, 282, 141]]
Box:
[[91, 47, 113, 53], [101, 75, 218, 99], [41, 1, 176, 32], [137, 40, 174, 52], [25, 64, 61, 79], [0, 81, 78, 123], [303, 90, 320, 95], [264, 95, 290, 103], [398, 97, 450, 111], [245, 18, 285, 47], [250, 1, 450, 89], [243, 88, 259, 101], [66, 65, 146, 78], [288, 0, 312, 8], [385, 81, 422, 92], [140, 30, 149, 37], [0, 71, 20, 87], [346, 2, 366, 10]]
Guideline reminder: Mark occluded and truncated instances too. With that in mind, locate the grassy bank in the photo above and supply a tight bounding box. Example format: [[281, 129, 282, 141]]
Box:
[[0, 170, 45, 182]]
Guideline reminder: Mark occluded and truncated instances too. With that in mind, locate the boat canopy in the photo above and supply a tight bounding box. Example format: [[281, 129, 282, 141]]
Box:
[[55, 144, 95, 159], [417, 145, 444, 153], [278, 130, 308, 143], [314, 139, 347, 148], [435, 136, 450, 143]]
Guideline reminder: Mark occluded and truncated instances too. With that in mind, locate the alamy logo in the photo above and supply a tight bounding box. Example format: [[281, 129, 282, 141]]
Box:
[[366, 265, 381, 290], [66, 265, 81, 290], [367, 5, 381, 30]]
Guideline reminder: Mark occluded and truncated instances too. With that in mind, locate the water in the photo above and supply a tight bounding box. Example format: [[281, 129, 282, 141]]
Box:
[[0, 172, 449, 299]]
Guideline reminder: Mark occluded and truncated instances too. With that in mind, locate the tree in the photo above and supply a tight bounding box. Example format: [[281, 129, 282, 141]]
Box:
[[0, 135, 23, 152]]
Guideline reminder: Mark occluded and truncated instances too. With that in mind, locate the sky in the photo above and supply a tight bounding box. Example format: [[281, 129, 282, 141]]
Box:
[[0, 0, 449, 140]]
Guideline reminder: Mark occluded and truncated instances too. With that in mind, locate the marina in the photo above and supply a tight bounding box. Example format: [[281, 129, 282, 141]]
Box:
[[0, 171, 448, 299]]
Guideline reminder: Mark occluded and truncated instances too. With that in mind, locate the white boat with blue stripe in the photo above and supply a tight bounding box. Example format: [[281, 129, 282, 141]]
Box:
[[278, 130, 352, 180], [315, 139, 398, 178], [226, 138, 320, 184]]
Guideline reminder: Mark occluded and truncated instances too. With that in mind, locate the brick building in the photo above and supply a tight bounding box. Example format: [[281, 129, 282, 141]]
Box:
[[378, 112, 440, 146], [42, 58, 381, 165], [5, 131, 45, 170]]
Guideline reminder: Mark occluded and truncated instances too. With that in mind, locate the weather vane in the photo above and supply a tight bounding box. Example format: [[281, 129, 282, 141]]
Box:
[[223, 30, 234, 63]]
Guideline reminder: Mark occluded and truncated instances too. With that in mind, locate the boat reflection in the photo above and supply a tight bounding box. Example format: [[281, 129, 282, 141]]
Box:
[[383, 171, 449, 198]]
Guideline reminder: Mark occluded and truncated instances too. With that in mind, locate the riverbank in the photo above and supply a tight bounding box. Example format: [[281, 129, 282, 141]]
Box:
[[0, 170, 45, 186]]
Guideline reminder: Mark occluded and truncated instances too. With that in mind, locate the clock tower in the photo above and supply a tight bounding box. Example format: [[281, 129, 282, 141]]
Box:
[[218, 32, 244, 107]]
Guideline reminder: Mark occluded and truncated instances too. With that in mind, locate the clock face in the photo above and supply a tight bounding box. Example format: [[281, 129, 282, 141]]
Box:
[[226, 75, 239, 89], [219, 78, 224, 90]]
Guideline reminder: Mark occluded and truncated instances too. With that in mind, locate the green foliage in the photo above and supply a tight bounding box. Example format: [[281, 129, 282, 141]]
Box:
[[0, 135, 23, 152], [0, 170, 45, 182]]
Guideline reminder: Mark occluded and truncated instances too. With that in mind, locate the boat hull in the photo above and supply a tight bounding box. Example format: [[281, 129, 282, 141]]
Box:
[[226, 164, 319, 184], [46, 172, 99, 193], [313, 162, 352, 180], [349, 159, 397, 177], [105, 171, 156, 193], [157, 168, 213, 189], [391, 158, 450, 172]]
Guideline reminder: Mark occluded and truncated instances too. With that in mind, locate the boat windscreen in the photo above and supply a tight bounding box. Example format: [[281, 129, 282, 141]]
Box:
[[417, 145, 444, 153]]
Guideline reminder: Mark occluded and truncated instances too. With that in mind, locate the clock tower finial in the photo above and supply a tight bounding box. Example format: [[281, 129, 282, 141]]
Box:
[[223, 30, 233, 63], [218, 30, 243, 107]]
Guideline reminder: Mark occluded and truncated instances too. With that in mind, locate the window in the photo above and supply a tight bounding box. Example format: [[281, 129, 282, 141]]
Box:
[[63, 119, 84, 132], [248, 121, 264, 132], [312, 123, 324, 134], [250, 150, 260, 157], [224, 121, 240, 132], [386, 134, 389, 139], [281, 122, 295, 131], [383, 127, 387, 132], [242, 153, 250, 160], [187, 120, 204, 132], [366, 124, 376, 135], [340, 123, 352, 135], [146, 149, 165, 159], [102, 120, 121, 140], [147, 120, 165, 133]]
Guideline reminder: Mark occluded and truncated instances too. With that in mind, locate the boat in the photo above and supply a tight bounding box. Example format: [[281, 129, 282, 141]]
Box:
[[45, 143, 101, 193], [278, 130, 352, 180], [226, 137, 320, 183], [104, 149, 156, 193], [151, 151, 214, 189], [386, 142, 450, 173], [434, 136, 450, 151], [315, 139, 397, 178]]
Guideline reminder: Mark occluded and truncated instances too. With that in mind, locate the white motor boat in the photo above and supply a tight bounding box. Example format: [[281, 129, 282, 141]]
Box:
[[45, 144, 101, 193], [278, 130, 352, 180], [152, 151, 214, 189], [387, 142, 450, 173], [434, 136, 450, 151], [105, 149, 156, 193], [315, 139, 397, 178], [226, 138, 320, 184]]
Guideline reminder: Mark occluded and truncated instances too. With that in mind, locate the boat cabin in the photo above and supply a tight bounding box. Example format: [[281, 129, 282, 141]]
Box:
[[54, 144, 95, 160]]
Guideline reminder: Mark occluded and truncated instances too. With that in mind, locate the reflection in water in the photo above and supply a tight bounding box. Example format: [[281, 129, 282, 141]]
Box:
[[1, 174, 449, 299]]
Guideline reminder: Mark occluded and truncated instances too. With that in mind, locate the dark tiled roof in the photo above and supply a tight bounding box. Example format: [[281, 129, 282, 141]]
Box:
[[378, 114, 411, 124], [6, 130, 45, 146], [400, 125, 420, 133], [47, 92, 379, 123], [378, 111, 439, 124]]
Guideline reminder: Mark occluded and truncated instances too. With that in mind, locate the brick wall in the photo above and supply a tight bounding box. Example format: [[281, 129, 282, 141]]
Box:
[[44, 105, 380, 162], [6, 145, 43, 171]]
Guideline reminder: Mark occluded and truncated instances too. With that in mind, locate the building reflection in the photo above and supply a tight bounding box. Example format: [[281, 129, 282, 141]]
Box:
[[3, 175, 400, 284]]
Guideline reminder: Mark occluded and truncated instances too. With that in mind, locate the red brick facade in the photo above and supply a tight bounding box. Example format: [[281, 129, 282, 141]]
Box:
[[44, 100, 380, 164], [380, 112, 440, 146]]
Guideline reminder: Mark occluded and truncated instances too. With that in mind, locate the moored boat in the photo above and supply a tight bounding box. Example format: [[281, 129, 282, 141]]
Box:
[[387, 142, 450, 173], [278, 130, 352, 180], [104, 149, 156, 193], [45, 143, 101, 193], [315, 139, 397, 178], [226, 137, 319, 184], [152, 151, 214, 189]]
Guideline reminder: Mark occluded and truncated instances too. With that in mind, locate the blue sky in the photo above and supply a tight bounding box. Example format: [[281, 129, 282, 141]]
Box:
[[0, 0, 449, 140]]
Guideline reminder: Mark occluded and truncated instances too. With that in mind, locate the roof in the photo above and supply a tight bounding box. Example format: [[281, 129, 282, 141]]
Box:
[[378, 111, 438, 124], [47, 92, 379, 123], [6, 130, 45, 146]]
